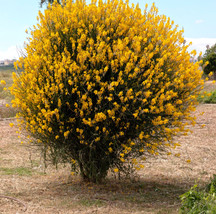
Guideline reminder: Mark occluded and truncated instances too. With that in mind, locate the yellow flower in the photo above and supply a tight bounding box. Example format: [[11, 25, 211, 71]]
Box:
[[71, 159, 76, 164], [120, 158, 125, 162], [113, 168, 119, 172], [82, 94, 87, 101], [119, 131, 124, 136], [139, 148, 144, 152], [130, 141, 135, 146], [95, 137, 100, 142], [0, 80, 6, 85], [144, 91, 151, 98], [139, 164, 144, 168], [133, 112, 138, 118], [64, 131, 70, 138], [58, 98, 62, 108], [209, 72, 213, 77], [107, 97, 112, 101], [120, 153, 124, 157], [9, 123, 14, 127], [108, 147, 113, 153], [139, 131, 144, 140], [94, 112, 106, 122]]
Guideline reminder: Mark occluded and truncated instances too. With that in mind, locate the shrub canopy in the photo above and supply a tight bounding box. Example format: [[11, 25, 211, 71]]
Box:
[[11, 0, 203, 182]]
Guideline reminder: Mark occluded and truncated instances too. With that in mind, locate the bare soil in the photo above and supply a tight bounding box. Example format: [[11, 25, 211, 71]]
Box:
[[0, 85, 216, 213]]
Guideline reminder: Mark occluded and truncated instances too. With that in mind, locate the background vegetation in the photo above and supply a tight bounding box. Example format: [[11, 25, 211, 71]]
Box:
[[0, 66, 17, 118], [180, 175, 216, 214], [202, 44, 216, 80]]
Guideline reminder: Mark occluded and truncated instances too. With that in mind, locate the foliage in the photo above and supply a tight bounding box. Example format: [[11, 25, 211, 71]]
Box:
[[9, 0, 203, 182], [206, 175, 216, 193], [203, 53, 216, 77], [202, 44, 216, 79], [197, 90, 216, 104], [180, 175, 216, 214], [203, 44, 216, 59], [40, 0, 61, 7]]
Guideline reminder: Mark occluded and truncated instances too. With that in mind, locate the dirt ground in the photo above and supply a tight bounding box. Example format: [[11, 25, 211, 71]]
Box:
[[0, 103, 216, 214]]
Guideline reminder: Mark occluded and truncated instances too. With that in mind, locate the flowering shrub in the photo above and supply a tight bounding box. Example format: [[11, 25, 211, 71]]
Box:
[[10, 0, 203, 182]]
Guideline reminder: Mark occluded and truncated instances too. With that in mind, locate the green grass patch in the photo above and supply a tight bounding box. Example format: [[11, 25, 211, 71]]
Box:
[[180, 175, 216, 213], [0, 167, 33, 176], [197, 90, 216, 103]]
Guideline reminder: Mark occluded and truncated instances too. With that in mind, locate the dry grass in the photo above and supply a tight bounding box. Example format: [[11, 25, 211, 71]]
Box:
[[203, 81, 216, 92], [0, 82, 216, 214]]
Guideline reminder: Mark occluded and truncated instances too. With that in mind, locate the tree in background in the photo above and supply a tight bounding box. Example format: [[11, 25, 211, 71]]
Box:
[[40, 0, 61, 7], [204, 44, 216, 58], [202, 44, 216, 80], [10, 0, 203, 183]]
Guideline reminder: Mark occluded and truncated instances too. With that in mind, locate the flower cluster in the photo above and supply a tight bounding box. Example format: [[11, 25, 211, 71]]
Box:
[[10, 0, 203, 182]]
